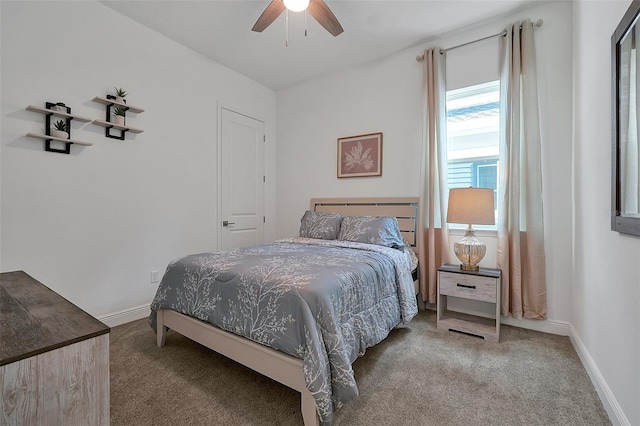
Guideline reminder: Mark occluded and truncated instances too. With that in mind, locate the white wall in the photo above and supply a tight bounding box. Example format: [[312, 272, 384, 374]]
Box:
[[276, 51, 424, 211], [573, 1, 640, 425], [0, 1, 277, 319], [276, 1, 574, 326]]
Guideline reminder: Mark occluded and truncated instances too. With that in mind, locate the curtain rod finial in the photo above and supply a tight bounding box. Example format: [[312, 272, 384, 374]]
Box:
[[416, 54, 424, 62], [534, 19, 543, 27]]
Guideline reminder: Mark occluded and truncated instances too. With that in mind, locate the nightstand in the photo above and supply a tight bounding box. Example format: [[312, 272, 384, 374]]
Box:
[[437, 264, 501, 342]]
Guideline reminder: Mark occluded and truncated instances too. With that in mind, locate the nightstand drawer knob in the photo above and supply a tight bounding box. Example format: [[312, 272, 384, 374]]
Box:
[[456, 283, 476, 289]]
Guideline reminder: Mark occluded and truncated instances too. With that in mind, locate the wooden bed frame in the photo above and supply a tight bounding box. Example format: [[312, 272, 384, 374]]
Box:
[[156, 197, 420, 426]]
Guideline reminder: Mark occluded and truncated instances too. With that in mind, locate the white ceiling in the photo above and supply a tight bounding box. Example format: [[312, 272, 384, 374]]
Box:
[[101, 0, 535, 91]]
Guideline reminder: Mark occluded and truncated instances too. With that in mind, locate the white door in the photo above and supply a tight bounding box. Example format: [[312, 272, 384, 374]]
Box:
[[220, 108, 265, 250]]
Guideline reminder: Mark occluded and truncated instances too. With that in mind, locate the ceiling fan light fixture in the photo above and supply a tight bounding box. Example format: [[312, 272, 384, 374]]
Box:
[[252, 0, 343, 37], [283, 0, 309, 12]]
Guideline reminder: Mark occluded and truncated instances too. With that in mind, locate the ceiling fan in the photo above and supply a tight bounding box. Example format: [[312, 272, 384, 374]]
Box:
[[252, 0, 344, 37]]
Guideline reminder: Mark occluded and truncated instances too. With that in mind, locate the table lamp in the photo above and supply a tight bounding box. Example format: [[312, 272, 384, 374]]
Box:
[[446, 187, 495, 271]]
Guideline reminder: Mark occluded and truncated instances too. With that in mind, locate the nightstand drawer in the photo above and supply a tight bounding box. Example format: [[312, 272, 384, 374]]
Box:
[[438, 271, 497, 303]]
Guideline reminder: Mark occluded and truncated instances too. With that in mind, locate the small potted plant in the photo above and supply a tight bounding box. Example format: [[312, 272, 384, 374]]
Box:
[[51, 120, 69, 139], [113, 87, 127, 103], [54, 102, 66, 113], [112, 106, 126, 126]]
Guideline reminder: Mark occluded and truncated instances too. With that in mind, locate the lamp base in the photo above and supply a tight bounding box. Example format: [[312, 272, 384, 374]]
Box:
[[459, 263, 480, 271], [454, 227, 486, 272]]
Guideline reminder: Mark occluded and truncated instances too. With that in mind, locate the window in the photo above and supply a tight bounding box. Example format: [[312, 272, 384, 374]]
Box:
[[446, 80, 500, 225]]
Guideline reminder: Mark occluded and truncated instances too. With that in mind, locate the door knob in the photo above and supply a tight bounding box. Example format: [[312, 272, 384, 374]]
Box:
[[222, 220, 235, 227]]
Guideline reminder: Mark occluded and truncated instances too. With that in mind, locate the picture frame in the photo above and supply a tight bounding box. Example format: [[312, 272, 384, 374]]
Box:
[[337, 132, 383, 178], [611, 0, 640, 236]]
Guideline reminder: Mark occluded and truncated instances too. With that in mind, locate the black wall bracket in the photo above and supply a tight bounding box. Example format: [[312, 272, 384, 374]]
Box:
[[44, 102, 73, 154], [104, 95, 129, 140]]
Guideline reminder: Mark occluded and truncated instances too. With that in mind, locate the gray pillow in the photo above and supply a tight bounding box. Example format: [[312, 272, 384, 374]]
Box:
[[299, 210, 343, 240], [337, 215, 405, 250]]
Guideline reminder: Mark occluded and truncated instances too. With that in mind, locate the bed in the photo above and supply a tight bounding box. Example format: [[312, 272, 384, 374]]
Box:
[[150, 197, 420, 425]]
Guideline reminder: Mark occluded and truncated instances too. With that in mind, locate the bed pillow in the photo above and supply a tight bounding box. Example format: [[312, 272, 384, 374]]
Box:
[[337, 215, 405, 250], [404, 239, 419, 272], [299, 210, 343, 240]]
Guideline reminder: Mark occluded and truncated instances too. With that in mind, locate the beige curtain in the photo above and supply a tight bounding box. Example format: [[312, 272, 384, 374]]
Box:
[[497, 20, 547, 319], [418, 48, 450, 304]]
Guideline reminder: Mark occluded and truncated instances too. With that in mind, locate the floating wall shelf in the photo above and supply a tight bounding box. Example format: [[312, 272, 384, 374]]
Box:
[[91, 119, 143, 134], [92, 95, 144, 140], [25, 103, 92, 154], [92, 96, 145, 113], [26, 133, 93, 147], [26, 105, 92, 123]]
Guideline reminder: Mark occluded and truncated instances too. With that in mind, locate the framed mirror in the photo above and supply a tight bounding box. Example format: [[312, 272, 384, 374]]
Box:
[[612, 0, 640, 236]]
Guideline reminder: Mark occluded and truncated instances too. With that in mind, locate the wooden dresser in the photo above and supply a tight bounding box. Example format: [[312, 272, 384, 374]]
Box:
[[0, 271, 110, 425]]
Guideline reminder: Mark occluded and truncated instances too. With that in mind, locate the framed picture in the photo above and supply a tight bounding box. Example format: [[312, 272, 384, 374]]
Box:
[[337, 132, 383, 178]]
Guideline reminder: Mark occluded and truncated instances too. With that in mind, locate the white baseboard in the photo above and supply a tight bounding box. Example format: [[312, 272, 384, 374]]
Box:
[[98, 303, 151, 328], [569, 324, 630, 426], [501, 316, 571, 336]]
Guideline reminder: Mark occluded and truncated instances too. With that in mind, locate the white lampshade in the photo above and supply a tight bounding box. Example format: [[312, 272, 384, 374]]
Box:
[[284, 0, 310, 12], [447, 187, 495, 271], [446, 187, 495, 226]]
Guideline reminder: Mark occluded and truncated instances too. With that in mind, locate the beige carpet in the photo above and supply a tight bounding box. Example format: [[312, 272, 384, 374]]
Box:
[[110, 310, 610, 425]]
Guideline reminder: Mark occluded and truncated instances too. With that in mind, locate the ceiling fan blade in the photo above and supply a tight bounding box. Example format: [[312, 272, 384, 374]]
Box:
[[252, 0, 286, 32], [307, 0, 343, 36]]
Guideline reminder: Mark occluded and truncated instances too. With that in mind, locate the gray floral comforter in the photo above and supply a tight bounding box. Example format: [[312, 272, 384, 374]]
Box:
[[149, 237, 417, 424]]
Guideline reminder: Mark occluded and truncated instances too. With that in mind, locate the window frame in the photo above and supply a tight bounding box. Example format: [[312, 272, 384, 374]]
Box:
[[445, 80, 500, 231]]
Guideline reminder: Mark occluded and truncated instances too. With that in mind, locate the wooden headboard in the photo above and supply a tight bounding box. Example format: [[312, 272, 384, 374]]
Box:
[[310, 197, 420, 252]]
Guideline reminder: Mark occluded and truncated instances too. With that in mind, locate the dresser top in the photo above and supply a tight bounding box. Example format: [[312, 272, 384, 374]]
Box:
[[438, 263, 501, 278], [0, 271, 110, 366]]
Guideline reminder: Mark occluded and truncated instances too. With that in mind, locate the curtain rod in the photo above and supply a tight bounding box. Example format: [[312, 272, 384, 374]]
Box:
[[415, 19, 543, 62]]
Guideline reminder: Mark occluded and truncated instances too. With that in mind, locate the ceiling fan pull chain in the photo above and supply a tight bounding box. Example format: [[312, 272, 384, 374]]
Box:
[[305, 10, 308, 37], [285, 8, 289, 47]]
